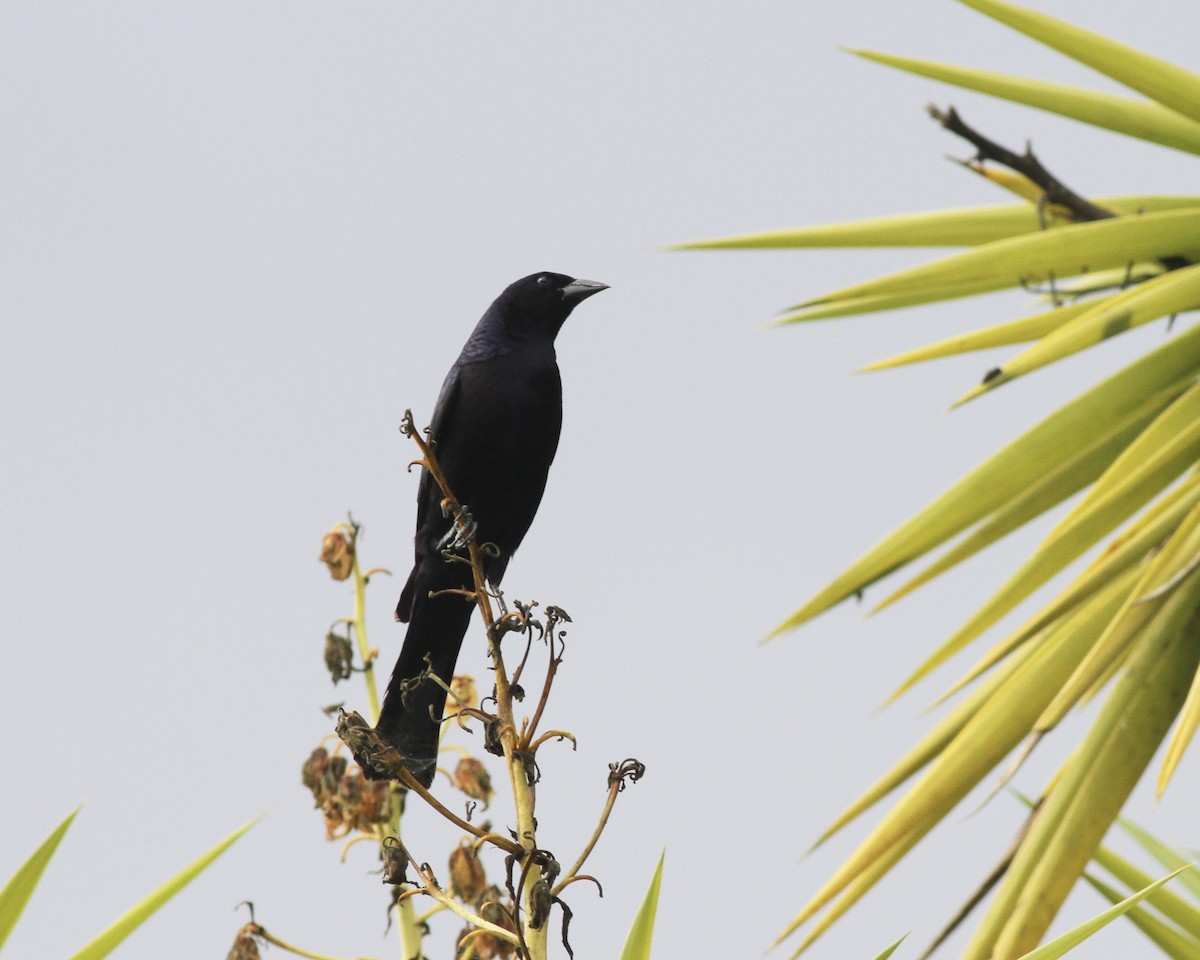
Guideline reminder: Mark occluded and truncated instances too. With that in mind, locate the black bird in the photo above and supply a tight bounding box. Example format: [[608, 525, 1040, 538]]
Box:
[[374, 272, 608, 786]]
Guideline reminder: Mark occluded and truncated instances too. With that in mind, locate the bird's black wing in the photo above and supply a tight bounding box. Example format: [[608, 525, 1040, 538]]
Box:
[[416, 366, 464, 549]]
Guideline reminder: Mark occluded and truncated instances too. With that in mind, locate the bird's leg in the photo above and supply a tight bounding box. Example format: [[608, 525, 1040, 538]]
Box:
[[437, 500, 478, 550]]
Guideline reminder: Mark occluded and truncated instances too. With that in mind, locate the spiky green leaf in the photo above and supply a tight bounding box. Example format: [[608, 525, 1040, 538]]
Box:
[[0, 808, 79, 951], [66, 816, 260, 960], [619, 852, 665, 960]]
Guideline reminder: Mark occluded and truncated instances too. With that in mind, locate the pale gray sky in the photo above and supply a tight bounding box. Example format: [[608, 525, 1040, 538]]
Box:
[[3, 3, 1199, 959]]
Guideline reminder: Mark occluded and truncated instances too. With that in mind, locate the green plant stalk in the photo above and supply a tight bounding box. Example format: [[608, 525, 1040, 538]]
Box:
[[253, 923, 380, 960], [344, 529, 420, 960], [467, 542, 546, 960], [349, 550, 381, 724], [387, 799, 421, 960]]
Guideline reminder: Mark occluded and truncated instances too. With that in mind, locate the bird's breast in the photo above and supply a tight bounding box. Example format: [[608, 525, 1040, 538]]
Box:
[[443, 357, 562, 554]]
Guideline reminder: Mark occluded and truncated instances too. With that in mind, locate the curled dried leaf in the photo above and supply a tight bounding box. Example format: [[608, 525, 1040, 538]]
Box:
[[323, 631, 354, 683]]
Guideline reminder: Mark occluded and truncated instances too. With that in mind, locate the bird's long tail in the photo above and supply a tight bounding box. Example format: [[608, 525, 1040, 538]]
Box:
[[373, 561, 475, 787]]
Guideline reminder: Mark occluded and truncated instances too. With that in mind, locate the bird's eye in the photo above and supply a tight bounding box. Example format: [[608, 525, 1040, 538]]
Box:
[[536, 275, 552, 287]]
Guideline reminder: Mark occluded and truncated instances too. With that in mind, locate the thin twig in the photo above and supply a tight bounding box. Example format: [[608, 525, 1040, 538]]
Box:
[[929, 105, 1113, 222], [398, 769, 522, 856], [401, 853, 520, 948], [552, 778, 621, 896], [918, 798, 1041, 960], [522, 631, 563, 749], [930, 104, 1192, 273]]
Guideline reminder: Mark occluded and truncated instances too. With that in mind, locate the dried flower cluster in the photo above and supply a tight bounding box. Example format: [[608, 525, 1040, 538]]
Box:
[[301, 745, 394, 840]]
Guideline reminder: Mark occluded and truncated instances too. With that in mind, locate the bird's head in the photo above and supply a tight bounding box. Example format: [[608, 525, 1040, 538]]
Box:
[[496, 272, 609, 338]]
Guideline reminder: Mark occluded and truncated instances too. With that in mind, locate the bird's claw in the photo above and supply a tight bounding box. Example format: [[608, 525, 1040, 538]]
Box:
[[438, 505, 477, 551]]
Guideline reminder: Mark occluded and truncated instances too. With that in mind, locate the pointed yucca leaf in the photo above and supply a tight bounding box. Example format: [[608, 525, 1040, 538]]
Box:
[[1041, 869, 1199, 960], [1120, 817, 1200, 900], [66, 815, 260, 960], [775, 278, 1004, 324], [931, 564, 1136, 713], [786, 832, 917, 958], [780, 818, 915, 948], [775, 322, 1200, 635], [1093, 845, 1200, 939], [801, 208, 1200, 308], [784, 603, 1104, 948], [926, 381, 1199, 658], [811, 630, 1042, 851], [848, 49, 1200, 156], [960, 603, 1200, 960], [868, 933, 909, 960], [1075, 198, 1200, 217], [875, 397, 1151, 619], [677, 196, 1200, 252], [891, 400, 1190, 682], [977, 264, 1200, 391], [964, 162, 1074, 210], [1085, 873, 1200, 960], [1074, 638, 1138, 711], [1159, 656, 1200, 797], [860, 300, 1095, 371], [883, 480, 1142, 705], [0, 807, 79, 951], [935, 476, 1200, 701], [1036, 499, 1200, 736], [619, 852, 664, 960], [1043, 380, 1200, 551], [956, 0, 1200, 126], [674, 204, 1050, 250]]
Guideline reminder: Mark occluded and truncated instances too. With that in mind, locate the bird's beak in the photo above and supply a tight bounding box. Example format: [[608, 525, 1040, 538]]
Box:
[[560, 278, 609, 304]]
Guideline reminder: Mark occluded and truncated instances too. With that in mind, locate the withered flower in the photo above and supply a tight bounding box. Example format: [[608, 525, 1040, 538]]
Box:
[[319, 528, 354, 580], [337, 769, 364, 808], [352, 778, 394, 831], [301, 747, 329, 802], [452, 756, 493, 809], [226, 926, 262, 960], [449, 840, 487, 903], [303, 737, 399, 840], [321, 754, 348, 798], [322, 801, 347, 839], [445, 674, 478, 716], [324, 631, 354, 683], [381, 836, 409, 885], [528, 878, 552, 930]]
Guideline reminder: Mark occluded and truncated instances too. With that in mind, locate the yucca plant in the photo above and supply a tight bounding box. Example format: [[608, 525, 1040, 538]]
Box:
[[678, 1, 1200, 958]]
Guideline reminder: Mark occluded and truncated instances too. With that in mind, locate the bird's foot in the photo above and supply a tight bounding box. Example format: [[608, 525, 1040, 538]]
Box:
[[437, 503, 477, 551]]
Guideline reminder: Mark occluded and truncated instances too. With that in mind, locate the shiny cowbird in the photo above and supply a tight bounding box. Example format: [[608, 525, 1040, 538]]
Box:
[[373, 272, 607, 786]]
